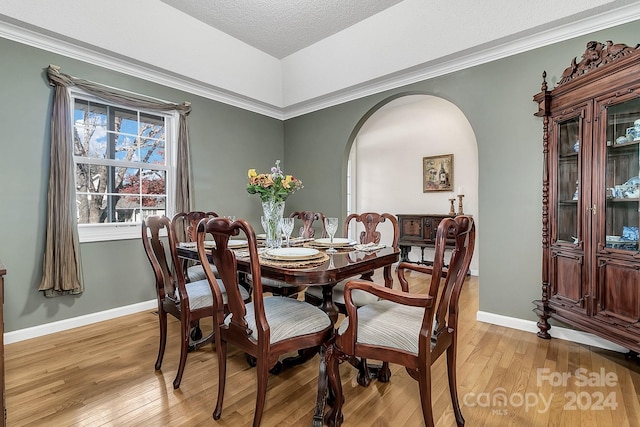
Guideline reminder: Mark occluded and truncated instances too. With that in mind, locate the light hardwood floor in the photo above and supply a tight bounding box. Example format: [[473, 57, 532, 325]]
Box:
[[5, 273, 640, 426]]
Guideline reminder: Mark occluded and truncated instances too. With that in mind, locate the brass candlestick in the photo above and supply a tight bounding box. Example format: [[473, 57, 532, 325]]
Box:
[[457, 194, 465, 215], [449, 198, 456, 215]]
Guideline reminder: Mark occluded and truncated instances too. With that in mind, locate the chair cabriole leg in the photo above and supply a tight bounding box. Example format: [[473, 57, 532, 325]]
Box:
[[325, 344, 344, 427], [155, 308, 167, 370], [213, 339, 227, 420], [418, 367, 435, 427], [253, 358, 269, 427], [447, 342, 465, 426]]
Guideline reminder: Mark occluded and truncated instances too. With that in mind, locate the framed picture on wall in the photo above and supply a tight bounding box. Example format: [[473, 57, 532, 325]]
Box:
[[423, 154, 453, 192]]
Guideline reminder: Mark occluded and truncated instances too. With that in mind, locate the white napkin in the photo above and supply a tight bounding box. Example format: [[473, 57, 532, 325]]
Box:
[[179, 241, 215, 249], [354, 242, 386, 252], [289, 237, 315, 246]]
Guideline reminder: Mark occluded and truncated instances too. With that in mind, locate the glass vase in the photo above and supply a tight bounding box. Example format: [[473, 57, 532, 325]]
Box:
[[261, 200, 285, 248]]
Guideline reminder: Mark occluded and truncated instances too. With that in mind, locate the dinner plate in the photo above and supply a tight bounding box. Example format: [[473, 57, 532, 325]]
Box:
[[313, 237, 354, 247], [263, 247, 321, 260], [228, 239, 248, 248]]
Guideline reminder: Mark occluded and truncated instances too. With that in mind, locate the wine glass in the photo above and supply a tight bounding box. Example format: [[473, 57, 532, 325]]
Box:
[[279, 217, 295, 247], [324, 217, 339, 253]]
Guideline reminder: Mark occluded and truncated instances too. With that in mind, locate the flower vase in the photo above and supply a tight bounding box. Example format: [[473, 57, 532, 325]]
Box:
[[261, 200, 285, 248]]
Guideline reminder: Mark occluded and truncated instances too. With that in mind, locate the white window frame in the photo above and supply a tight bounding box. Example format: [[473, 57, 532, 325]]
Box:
[[347, 140, 357, 242], [69, 89, 177, 242]]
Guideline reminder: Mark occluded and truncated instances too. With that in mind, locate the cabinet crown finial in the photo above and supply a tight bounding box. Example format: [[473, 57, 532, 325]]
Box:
[[557, 40, 640, 87]]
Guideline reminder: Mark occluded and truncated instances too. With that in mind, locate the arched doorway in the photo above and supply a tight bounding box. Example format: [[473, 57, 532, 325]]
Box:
[[347, 93, 479, 273]]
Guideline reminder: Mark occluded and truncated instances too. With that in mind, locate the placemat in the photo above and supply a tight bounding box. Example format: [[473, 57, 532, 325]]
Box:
[[259, 252, 330, 268], [235, 249, 330, 268]]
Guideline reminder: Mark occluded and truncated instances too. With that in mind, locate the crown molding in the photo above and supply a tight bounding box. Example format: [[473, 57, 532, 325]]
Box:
[[2, 4, 640, 121], [0, 17, 285, 119], [282, 3, 640, 119]]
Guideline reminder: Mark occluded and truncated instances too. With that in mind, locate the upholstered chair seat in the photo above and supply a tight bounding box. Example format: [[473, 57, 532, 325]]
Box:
[[337, 300, 423, 354], [178, 278, 249, 309], [225, 296, 331, 344], [186, 263, 219, 282]]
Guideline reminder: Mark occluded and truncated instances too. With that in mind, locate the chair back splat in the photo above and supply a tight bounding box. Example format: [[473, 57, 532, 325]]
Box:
[[289, 210, 327, 238], [344, 212, 399, 249], [325, 215, 475, 427], [172, 211, 219, 283]]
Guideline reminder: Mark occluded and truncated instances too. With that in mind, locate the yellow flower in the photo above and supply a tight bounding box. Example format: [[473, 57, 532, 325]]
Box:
[[246, 160, 303, 202]]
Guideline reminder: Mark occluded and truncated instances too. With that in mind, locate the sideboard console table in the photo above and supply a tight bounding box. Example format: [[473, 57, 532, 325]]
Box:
[[1, 259, 5, 426], [397, 214, 457, 264]]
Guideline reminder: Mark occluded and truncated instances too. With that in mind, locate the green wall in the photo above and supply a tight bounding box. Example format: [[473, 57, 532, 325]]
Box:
[[284, 20, 640, 322], [2, 20, 639, 334], [0, 37, 282, 332]]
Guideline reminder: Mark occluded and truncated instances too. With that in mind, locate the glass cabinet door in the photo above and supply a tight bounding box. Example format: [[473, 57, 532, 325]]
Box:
[[605, 100, 640, 252], [556, 116, 581, 244]]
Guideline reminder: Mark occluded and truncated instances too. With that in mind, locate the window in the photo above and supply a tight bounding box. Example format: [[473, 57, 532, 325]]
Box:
[[71, 91, 176, 242]]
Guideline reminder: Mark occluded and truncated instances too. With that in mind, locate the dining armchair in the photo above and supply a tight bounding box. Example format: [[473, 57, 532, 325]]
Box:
[[172, 211, 219, 283], [196, 217, 333, 426], [142, 215, 249, 389], [260, 210, 327, 297], [325, 215, 475, 427]]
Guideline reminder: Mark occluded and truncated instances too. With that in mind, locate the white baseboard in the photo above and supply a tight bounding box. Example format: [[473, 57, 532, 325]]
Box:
[[7, 302, 623, 352], [4, 300, 157, 345], [476, 311, 629, 353]]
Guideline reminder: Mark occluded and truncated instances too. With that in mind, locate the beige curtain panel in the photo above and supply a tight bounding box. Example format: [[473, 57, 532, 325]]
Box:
[[40, 65, 192, 297]]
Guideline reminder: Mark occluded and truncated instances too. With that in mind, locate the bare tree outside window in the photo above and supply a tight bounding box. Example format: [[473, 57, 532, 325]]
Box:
[[73, 98, 168, 225]]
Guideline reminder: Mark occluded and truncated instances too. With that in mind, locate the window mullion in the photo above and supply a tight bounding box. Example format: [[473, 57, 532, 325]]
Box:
[[107, 105, 117, 223]]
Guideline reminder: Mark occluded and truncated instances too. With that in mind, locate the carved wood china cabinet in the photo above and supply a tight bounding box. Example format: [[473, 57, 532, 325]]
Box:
[[533, 41, 640, 355]]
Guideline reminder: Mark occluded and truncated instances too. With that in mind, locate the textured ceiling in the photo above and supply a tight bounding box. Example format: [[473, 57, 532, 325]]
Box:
[[160, 0, 404, 58]]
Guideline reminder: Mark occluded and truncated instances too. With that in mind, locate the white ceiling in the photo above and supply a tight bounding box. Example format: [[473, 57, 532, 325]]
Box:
[[160, 0, 404, 59], [1, 0, 640, 119]]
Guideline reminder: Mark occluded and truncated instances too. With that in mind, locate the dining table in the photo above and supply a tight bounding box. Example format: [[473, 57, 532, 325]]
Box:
[[176, 238, 400, 426]]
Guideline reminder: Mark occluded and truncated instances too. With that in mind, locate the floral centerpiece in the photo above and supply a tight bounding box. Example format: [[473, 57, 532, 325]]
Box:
[[246, 160, 303, 202], [247, 160, 303, 247]]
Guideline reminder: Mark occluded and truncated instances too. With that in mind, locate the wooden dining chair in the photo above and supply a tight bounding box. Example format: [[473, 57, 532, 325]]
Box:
[[196, 217, 333, 426], [172, 211, 219, 283], [141, 215, 249, 389], [260, 210, 327, 297], [305, 212, 399, 312], [325, 216, 475, 427]]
